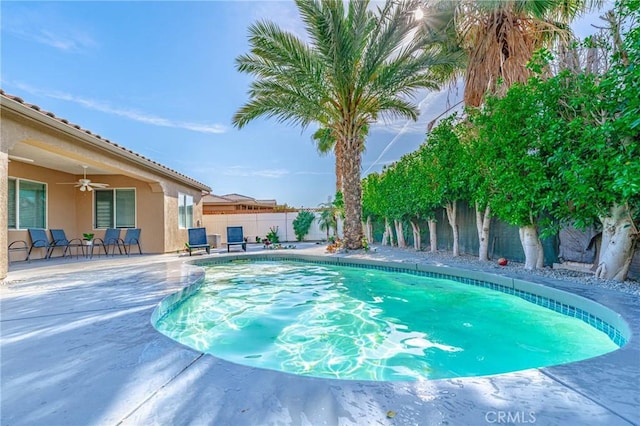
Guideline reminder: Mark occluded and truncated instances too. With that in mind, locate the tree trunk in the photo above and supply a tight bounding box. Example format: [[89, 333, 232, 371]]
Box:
[[382, 217, 394, 246], [410, 220, 421, 251], [429, 219, 437, 252], [363, 216, 373, 244], [476, 202, 491, 261], [387, 219, 395, 247], [341, 141, 363, 250], [445, 202, 459, 256], [394, 220, 406, 248], [519, 225, 544, 270], [595, 203, 637, 281]]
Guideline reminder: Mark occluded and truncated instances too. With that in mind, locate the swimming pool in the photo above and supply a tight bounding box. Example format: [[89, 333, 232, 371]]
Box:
[[153, 257, 627, 381]]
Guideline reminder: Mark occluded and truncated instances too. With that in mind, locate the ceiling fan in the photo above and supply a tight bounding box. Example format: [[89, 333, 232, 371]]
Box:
[[58, 165, 109, 192]]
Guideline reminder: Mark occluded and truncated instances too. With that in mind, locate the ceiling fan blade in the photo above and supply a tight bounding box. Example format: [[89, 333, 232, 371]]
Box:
[[57, 182, 80, 185], [89, 183, 109, 188]]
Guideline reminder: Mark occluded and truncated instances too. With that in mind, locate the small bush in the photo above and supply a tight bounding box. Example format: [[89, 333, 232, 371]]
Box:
[[266, 226, 280, 244]]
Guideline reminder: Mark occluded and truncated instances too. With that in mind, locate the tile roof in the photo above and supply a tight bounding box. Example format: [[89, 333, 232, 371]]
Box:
[[0, 89, 211, 191], [203, 193, 278, 206]]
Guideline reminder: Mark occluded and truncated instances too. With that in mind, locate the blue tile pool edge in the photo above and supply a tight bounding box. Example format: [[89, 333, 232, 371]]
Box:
[[155, 253, 630, 348]]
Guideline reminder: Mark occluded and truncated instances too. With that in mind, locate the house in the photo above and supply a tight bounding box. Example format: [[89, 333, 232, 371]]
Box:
[[202, 193, 280, 214], [0, 91, 211, 279]]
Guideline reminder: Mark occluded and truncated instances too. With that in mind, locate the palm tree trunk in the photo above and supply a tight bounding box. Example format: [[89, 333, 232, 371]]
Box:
[[342, 142, 363, 250]]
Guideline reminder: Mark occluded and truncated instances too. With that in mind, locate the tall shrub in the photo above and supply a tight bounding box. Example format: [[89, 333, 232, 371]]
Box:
[[293, 211, 316, 242]]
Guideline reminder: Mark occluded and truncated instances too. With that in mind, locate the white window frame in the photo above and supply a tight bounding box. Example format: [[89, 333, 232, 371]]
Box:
[[178, 192, 194, 229], [93, 188, 137, 229], [7, 177, 48, 230]]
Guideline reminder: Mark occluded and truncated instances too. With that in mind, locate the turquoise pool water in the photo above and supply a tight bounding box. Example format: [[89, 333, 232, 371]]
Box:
[[154, 261, 619, 381]]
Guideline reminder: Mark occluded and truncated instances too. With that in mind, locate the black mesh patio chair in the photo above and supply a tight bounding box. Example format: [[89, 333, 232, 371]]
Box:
[[117, 228, 142, 256], [49, 229, 84, 259], [27, 228, 54, 260], [92, 228, 122, 257], [8, 240, 29, 263]]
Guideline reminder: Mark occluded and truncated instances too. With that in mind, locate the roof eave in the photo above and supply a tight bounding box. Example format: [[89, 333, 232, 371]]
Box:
[[1, 94, 212, 192]]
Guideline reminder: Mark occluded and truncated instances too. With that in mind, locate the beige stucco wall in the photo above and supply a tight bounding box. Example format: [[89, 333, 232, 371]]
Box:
[[2, 95, 210, 272], [8, 162, 79, 260], [4, 163, 200, 257], [0, 153, 7, 279], [163, 183, 205, 253]]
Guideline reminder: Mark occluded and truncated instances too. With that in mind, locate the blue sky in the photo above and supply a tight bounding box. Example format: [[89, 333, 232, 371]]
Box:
[[1, 1, 609, 208]]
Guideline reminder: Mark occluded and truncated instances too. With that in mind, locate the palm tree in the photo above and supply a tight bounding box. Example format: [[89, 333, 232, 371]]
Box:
[[312, 125, 368, 194], [318, 198, 338, 240], [233, 0, 461, 249], [421, 0, 600, 107]]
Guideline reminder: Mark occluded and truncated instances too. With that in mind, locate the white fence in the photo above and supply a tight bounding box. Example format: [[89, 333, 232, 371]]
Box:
[[202, 212, 340, 244]]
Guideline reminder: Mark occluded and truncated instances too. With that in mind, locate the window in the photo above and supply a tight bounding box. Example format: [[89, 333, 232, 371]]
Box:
[[7, 178, 47, 229], [94, 189, 135, 228], [178, 193, 193, 229]]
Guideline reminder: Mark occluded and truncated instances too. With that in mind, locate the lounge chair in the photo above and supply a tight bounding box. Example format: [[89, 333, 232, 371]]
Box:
[[27, 228, 54, 260], [118, 228, 142, 256], [187, 227, 210, 256], [92, 228, 122, 257], [49, 229, 84, 259], [226, 226, 246, 252]]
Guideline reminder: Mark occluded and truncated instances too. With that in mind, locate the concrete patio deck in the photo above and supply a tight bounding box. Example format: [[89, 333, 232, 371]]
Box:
[[1, 244, 639, 425]]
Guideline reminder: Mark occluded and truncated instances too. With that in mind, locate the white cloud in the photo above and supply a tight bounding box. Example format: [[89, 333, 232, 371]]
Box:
[[8, 82, 227, 134], [223, 166, 290, 178], [293, 171, 333, 176], [362, 82, 464, 175], [222, 166, 332, 178], [1, 6, 97, 52]]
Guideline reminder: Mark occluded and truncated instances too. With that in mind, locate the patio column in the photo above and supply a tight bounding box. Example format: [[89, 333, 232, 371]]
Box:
[[0, 151, 8, 279]]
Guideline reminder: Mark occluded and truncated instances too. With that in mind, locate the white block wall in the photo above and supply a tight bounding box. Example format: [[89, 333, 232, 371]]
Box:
[[202, 211, 341, 244]]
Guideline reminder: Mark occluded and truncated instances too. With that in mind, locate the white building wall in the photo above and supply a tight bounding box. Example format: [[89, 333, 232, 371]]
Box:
[[202, 211, 338, 244]]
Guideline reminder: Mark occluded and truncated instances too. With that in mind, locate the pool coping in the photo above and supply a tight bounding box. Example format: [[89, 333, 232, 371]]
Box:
[[1, 246, 639, 425]]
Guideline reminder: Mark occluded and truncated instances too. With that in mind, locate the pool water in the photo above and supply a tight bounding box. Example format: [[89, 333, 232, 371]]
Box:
[[154, 261, 619, 381]]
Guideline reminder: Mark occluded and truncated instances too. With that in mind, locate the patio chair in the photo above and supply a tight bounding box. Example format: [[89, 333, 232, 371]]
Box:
[[226, 226, 246, 252], [117, 228, 142, 256], [8, 240, 29, 264], [49, 229, 84, 259], [187, 227, 210, 256], [27, 228, 54, 260], [91, 228, 122, 257]]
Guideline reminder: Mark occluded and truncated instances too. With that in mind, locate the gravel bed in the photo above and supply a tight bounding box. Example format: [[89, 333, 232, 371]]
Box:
[[353, 245, 640, 296]]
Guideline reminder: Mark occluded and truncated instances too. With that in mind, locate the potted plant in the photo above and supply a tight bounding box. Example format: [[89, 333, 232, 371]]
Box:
[[83, 233, 94, 245]]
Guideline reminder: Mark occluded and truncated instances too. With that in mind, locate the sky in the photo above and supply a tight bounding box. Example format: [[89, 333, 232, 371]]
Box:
[[0, 1, 610, 208]]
